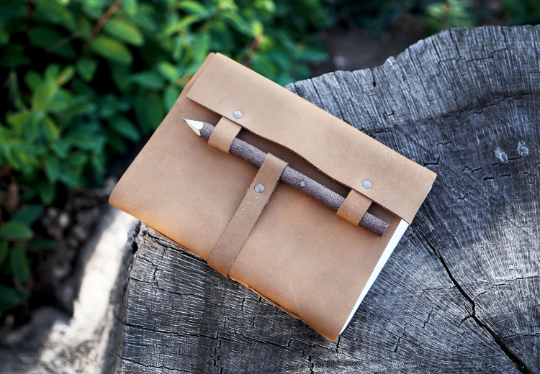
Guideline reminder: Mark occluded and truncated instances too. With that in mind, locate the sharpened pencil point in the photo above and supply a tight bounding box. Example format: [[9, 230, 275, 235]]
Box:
[[182, 118, 204, 136]]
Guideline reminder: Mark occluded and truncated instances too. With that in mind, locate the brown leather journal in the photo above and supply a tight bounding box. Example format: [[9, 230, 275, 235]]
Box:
[[109, 53, 437, 341]]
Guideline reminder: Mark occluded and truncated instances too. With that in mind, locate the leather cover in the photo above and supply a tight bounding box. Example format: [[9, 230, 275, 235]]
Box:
[[109, 53, 437, 341]]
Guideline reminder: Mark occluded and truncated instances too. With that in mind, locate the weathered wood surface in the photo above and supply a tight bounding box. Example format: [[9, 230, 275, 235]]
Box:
[[113, 26, 539, 373]]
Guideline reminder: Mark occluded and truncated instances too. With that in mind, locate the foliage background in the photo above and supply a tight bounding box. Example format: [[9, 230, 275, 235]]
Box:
[[0, 0, 538, 320]]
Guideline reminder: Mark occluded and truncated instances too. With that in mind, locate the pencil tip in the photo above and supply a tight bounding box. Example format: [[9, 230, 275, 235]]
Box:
[[182, 118, 204, 136], [181, 118, 187, 122]]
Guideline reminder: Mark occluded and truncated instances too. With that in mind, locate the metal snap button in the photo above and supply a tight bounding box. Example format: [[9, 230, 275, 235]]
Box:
[[233, 111, 243, 119], [254, 183, 264, 193], [362, 180, 372, 189]]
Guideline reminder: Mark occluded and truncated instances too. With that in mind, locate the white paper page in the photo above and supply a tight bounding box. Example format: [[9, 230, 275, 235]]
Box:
[[339, 220, 409, 334]]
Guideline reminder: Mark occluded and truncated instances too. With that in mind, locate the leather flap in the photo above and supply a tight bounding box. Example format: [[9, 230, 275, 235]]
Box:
[[186, 53, 436, 224]]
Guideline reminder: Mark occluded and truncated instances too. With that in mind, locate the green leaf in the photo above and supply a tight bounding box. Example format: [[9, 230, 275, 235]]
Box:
[[128, 10, 158, 32], [250, 19, 264, 37], [64, 132, 97, 150], [57, 66, 75, 85], [92, 149, 106, 174], [122, 0, 138, 14], [81, 3, 103, 20], [90, 36, 133, 65], [10, 245, 30, 283], [251, 54, 278, 79], [76, 58, 97, 82], [222, 12, 250, 34], [110, 63, 132, 92], [59, 153, 87, 187], [178, 1, 210, 16], [36, 181, 55, 204], [257, 0, 275, 13], [103, 19, 144, 46], [0, 26, 9, 46], [130, 71, 164, 89], [172, 36, 183, 61], [0, 285, 25, 312], [43, 116, 59, 141], [29, 27, 75, 58], [25, 71, 42, 91], [135, 93, 164, 132], [45, 153, 60, 182], [7, 111, 36, 136], [64, 100, 96, 117], [0, 242, 8, 267], [34, 0, 76, 30], [45, 64, 61, 79], [11, 205, 44, 226], [76, 14, 93, 38], [163, 86, 180, 111], [98, 94, 121, 118], [176, 14, 200, 31], [108, 115, 140, 141], [157, 62, 180, 82], [31, 79, 57, 110], [0, 221, 34, 240], [51, 141, 69, 158], [192, 32, 210, 62]]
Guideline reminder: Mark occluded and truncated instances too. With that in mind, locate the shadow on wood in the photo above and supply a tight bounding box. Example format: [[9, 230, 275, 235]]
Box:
[[110, 26, 540, 374]]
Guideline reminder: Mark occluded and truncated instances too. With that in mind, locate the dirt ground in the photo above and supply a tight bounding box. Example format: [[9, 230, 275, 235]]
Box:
[[311, 24, 425, 76]]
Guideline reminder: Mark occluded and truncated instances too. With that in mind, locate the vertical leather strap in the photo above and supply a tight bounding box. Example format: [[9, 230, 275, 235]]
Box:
[[208, 117, 242, 153], [336, 190, 372, 226], [208, 153, 288, 277]]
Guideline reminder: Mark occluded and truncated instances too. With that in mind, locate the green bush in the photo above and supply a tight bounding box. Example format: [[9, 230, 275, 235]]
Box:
[[0, 0, 330, 314], [324, 0, 540, 36], [425, 0, 474, 32]]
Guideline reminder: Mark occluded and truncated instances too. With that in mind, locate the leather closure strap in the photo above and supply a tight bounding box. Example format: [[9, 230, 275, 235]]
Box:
[[208, 117, 242, 153], [336, 190, 372, 226], [208, 153, 288, 277], [187, 53, 438, 224]]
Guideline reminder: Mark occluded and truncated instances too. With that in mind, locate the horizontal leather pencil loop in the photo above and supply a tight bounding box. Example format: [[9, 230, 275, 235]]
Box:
[[208, 117, 242, 153], [337, 190, 372, 226]]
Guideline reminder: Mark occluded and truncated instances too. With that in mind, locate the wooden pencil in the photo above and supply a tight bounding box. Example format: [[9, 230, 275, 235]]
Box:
[[183, 118, 389, 236]]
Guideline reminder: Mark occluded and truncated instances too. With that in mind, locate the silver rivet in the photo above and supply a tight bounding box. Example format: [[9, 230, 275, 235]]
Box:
[[254, 183, 264, 193], [299, 180, 306, 188], [233, 111, 243, 119], [362, 180, 372, 189]]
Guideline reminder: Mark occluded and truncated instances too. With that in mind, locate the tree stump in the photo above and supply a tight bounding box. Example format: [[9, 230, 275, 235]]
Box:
[[111, 26, 540, 373]]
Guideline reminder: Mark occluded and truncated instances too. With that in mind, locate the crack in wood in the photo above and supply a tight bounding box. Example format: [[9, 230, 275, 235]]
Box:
[[122, 357, 192, 373], [418, 231, 531, 374]]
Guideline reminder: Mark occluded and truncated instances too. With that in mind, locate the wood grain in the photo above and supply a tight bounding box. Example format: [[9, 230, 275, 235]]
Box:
[[112, 26, 539, 373]]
